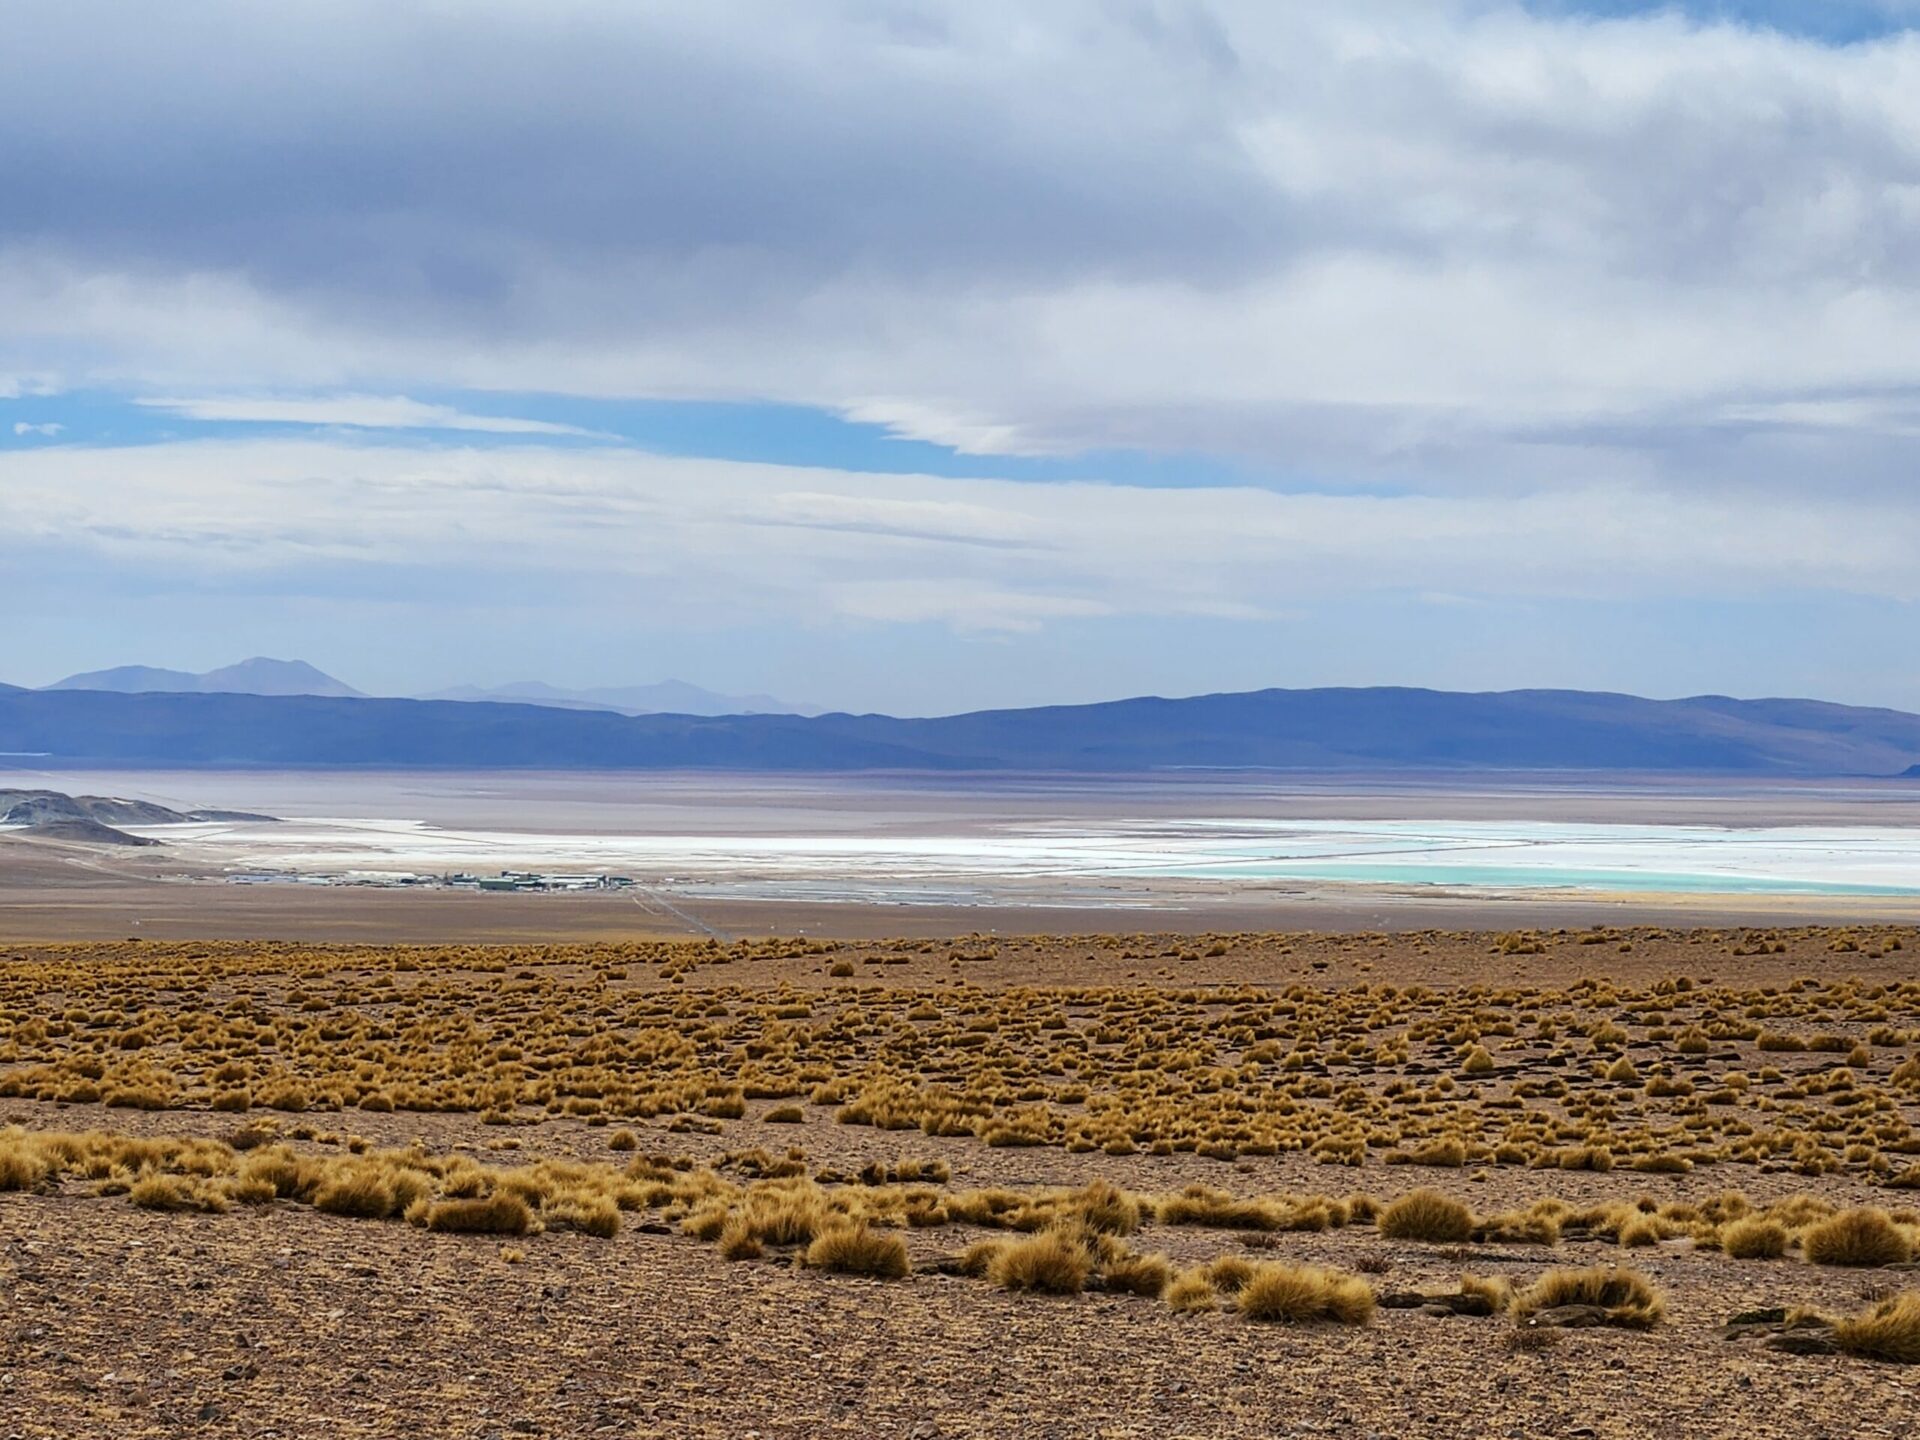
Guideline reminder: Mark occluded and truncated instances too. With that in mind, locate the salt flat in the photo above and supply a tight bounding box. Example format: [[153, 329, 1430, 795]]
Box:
[[2, 768, 1915, 900], [100, 813, 1920, 899]]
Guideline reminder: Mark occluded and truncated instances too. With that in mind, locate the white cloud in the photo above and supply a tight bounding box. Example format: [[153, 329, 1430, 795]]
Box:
[[11, 421, 62, 436], [133, 394, 603, 437], [3, 438, 1916, 638], [2, 3, 1919, 494]]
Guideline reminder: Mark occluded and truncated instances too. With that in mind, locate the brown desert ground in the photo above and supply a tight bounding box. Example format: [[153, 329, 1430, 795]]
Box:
[[1, 925, 1918, 1436]]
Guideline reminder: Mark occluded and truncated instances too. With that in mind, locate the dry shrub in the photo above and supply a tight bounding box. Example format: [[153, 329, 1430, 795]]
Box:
[[543, 1191, 621, 1238], [1720, 1217, 1788, 1260], [1343, 1193, 1382, 1225], [1236, 1264, 1374, 1325], [1553, 1147, 1615, 1173], [746, 1187, 832, 1246], [1102, 1251, 1171, 1298], [1802, 1209, 1913, 1268], [0, 1142, 49, 1192], [1511, 1266, 1664, 1329], [1401, 1138, 1468, 1169], [1834, 1292, 1920, 1364], [1074, 1179, 1141, 1236], [805, 1222, 910, 1279], [128, 1171, 212, 1212], [261, 1084, 310, 1113], [240, 1146, 313, 1200], [221, 1172, 274, 1205], [1158, 1185, 1285, 1231], [1474, 1208, 1560, 1246], [1617, 1216, 1661, 1248], [1459, 1273, 1512, 1313], [312, 1167, 398, 1219], [987, 1229, 1089, 1294], [1379, 1188, 1473, 1244], [718, 1218, 763, 1261], [957, 1238, 1006, 1278], [681, 1202, 733, 1242], [419, 1191, 535, 1236], [1166, 1270, 1218, 1312], [1203, 1254, 1257, 1294]]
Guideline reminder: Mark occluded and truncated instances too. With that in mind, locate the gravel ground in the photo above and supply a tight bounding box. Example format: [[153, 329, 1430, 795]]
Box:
[[2, 1189, 1917, 1440], [2, 927, 1917, 1437]]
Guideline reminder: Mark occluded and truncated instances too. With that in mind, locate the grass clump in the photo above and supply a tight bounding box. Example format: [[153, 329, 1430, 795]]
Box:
[[1617, 1215, 1661, 1248], [1511, 1265, 1664, 1329], [1379, 1188, 1473, 1244], [956, 1238, 1006, 1277], [1102, 1250, 1171, 1298], [542, 1190, 621, 1238], [1834, 1292, 1920, 1364], [1236, 1263, 1374, 1325], [805, 1222, 910, 1279], [417, 1191, 535, 1236], [1073, 1179, 1141, 1236], [1458, 1273, 1512, 1313], [1719, 1216, 1788, 1260], [0, 1142, 49, 1192], [1201, 1254, 1256, 1294], [312, 1167, 401, 1219], [1165, 1269, 1218, 1313], [987, 1229, 1090, 1294], [1158, 1185, 1285, 1231], [128, 1171, 206, 1211], [718, 1218, 764, 1261], [1801, 1208, 1913, 1268]]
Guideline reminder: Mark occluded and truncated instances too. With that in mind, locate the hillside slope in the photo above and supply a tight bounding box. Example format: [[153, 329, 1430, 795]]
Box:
[[4, 685, 1920, 775]]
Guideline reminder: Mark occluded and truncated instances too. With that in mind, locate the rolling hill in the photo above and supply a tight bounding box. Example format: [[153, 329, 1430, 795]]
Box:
[[419, 679, 812, 716], [1, 685, 1919, 775]]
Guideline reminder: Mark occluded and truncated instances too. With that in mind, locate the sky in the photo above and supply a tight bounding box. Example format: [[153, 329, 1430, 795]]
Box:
[[5, 1, 1920, 716]]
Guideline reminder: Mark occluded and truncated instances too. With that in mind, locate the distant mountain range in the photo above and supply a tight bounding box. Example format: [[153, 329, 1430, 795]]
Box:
[[41, 659, 813, 717], [48, 658, 364, 699], [418, 679, 815, 717], [3, 684, 1919, 776]]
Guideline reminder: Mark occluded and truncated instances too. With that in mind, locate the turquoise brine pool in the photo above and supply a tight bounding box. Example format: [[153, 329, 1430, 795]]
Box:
[[1148, 860, 1920, 896]]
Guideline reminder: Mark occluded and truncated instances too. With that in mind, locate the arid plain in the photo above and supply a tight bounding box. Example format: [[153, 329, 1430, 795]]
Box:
[[3, 775, 1920, 1436], [2, 927, 1919, 1436]]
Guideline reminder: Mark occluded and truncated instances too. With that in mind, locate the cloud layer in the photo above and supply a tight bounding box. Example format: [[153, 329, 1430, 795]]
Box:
[[5, 2, 1920, 482], [4, 3, 1919, 709], [7, 438, 1917, 636]]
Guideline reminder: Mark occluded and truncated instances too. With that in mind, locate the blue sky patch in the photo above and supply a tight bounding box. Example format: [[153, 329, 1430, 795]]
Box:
[[0, 387, 1326, 493], [1527, 1, 1920, 42]]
